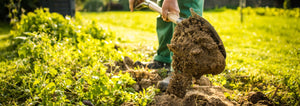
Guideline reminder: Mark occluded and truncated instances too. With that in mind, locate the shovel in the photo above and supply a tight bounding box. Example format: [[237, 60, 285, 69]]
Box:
[[134, 0, 183, 24], [134, 0, 226, 58], [134, 0, 227, 98]]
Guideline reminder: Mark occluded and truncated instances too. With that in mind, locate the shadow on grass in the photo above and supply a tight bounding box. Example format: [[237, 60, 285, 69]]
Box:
[[0, 21, 11, 35], [0, 26, 18, 62], [0, 37, 19, 62]]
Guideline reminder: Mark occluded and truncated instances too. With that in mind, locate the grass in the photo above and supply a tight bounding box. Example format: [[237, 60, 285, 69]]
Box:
[[0, 9, 299, 105], [80, 11, 160, 62], [203, 10, 299, 104], [0, 22, 12, 61], [79, 10, 300, 72], [0, 22, 11, 41], [80, 12, 158, 44], [80, 10, 300, 104]]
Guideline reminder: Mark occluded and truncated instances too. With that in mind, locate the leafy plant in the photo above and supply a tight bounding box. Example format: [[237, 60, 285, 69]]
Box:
[[0, 8, 156, 105]]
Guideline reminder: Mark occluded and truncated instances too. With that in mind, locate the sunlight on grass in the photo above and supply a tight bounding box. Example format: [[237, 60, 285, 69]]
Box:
[[80, 12, 159, 48], [0, 22, 11, 50], [80, 10, 300, 104]]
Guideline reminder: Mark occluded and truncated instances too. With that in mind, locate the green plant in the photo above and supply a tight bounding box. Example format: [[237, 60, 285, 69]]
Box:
[[0, 8, 156, 105], [6, 0, 24, 25], [284, 0, 291, 9]]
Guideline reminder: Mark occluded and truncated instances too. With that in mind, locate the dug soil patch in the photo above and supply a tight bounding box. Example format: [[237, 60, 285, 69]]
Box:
[[151, 86, 236, 106], [166, 9, 226, 97]]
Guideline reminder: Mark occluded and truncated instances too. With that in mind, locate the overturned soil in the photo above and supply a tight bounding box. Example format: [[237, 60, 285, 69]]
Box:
[[166, 9, 226, 97], [106, 57, 274, 106], [151, 86, 236, 106]]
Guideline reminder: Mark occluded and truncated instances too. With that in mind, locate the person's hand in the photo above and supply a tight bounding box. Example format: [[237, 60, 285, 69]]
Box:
[[161, 0, 180, 22], [129, 0, 144, 12]]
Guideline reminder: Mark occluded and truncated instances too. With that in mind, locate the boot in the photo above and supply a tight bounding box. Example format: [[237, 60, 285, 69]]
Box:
[[134, 60, 170, 69], [157, 72, 172, 92]]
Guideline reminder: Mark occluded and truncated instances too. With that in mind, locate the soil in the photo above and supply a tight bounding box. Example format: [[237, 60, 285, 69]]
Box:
[[151, 86, 236, 106], [127, 69, 162, 91], [105, 56, 136, 73], [166, 9, 226, 97], [104, 56, 162, 91], [105, 58, 275, 106], [240, 92, 274, 106]]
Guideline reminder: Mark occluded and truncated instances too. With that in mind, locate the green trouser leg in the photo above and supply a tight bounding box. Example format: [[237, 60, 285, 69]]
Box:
[[154, 0, 204, 64]]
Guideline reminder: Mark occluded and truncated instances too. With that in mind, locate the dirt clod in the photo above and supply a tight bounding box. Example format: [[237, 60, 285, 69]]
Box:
[[152, 86, 234, 106], [247, 92, 274, 105], [166, 74, 192, 98], [166, 8, 226, 97], [127, 69, 162, 91]]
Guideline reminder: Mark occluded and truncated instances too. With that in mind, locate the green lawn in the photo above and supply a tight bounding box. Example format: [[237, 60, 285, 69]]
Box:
[[0, 22, 12, 60], [80, 12, 159, 51], [0, 22, 10, 40], [80, 10, 300, 104]]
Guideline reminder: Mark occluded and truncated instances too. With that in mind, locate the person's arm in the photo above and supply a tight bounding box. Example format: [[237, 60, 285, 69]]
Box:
[[129, 0, 135, 12], [129, 0, 144, 12], [161, 0, 180, 22], [129, 0, 180, 22]]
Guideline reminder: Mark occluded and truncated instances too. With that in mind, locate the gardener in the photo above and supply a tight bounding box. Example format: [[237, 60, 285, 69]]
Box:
[[129, 0, 204, 91]]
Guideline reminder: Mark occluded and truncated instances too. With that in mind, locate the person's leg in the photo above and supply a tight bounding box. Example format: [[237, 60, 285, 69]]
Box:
[[178, 0, 204, 18], [154, 0, 204, 63], [153, 0, 174, 64]]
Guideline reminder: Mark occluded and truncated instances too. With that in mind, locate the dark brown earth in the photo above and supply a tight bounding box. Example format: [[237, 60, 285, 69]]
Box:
[[127, 69, 162, 91], [151, 85, 236, 106], [166, 9, 226, 98], [106, 58, 274, 106], [105, 56, 162, 91], [241, 92, 274, 106]]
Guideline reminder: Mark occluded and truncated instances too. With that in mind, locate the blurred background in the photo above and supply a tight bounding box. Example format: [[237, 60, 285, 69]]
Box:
[[1, 0, 300, 22]]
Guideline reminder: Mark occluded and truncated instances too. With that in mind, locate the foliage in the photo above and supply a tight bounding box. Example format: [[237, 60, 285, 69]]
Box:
[[240, 7, 300, 18], [284, 0, 291, 9], [204, 9, 300, 105], [6, 0, 24, 25], [0, 0, 40, 21], [81, 10, 300, 105], [0, 8, 156, 105], [12, 8, 115, 44]]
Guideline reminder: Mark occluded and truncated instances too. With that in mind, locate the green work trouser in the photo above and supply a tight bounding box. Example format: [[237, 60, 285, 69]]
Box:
[[154, 0, 204, 63]]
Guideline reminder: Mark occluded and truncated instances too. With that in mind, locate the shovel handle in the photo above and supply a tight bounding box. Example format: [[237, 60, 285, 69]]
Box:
[[147, 1, 181, 24]]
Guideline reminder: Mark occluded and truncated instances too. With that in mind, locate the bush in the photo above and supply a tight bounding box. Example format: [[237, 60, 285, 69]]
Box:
[[284, 0, 291, 9], [0, 8, 156, 105], [240, 7, 300, 18]]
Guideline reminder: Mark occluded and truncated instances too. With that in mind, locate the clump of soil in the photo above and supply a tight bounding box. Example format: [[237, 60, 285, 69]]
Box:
[[165, 73, 192, 98], [166, 8, 226, 97], [104, 56, 162, 91], [127, 69, 162, 91], [104, 57, 275, 106], [151, 86, 235, 106], [241, 92, 274, 106]]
